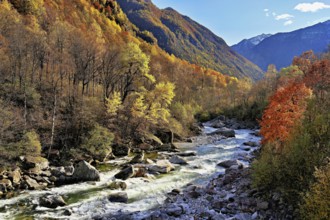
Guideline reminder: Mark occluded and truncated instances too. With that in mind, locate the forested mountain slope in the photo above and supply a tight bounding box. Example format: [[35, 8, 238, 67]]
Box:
[[0, 0, 253, 167], [117, 0, 264, 80]]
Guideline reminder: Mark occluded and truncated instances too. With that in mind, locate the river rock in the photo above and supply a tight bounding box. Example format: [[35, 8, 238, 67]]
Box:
[[8, 168, 21, 185], [72, 161, 100, 182], [240, 146, 251, 151], [149, 160, 174, 174], [234, 213, 252, 220], [39, 194, 66, 208], [134, 166, 148, 178], [0, 179, 13, 192], [114, 166, 135, 180], [107, 181, 127, 190], [217, 160, 241, 168], [208, 128, 235, 137], [130, 152, 145, 164], [24, 175, 43, 190], [158, 143, 178, 152], [112, 143, 131, 157], [166, 205, 183, 217], [108, 192, 128, 203], [257, 201, 269, 210], [138, 143, 153, 151], [243, 141, 258, 147], [177, 151, 197, 157], [169, 155, 188, 165], [23, 156, 49, 170]]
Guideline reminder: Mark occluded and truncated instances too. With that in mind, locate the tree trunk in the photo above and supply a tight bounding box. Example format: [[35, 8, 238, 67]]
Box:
[[48, 92, 57, 159]]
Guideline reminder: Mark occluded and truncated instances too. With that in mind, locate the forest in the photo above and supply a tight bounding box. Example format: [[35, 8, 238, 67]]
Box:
[[0, 0, 329, 219], [0, 0, 252, 167]]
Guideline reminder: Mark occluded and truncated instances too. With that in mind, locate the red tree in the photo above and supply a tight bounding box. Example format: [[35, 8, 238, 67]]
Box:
[[260, 82, 312, 150]]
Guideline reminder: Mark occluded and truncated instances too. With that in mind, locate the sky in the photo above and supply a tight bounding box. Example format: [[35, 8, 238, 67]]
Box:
[[152, 0, 330, 45]]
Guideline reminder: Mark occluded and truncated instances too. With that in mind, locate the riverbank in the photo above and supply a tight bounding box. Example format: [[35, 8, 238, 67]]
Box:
[[0, 117, 266, 219]]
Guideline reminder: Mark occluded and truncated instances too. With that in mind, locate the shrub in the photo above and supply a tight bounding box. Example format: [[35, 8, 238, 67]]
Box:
[[80, 124, 114, 161], [300, 161, 330, 220]]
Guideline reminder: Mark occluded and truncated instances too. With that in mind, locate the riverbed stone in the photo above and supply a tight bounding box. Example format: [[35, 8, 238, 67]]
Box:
[[130, 152, 145, 164], [112, 143, 131, 157], [257, 201, 269, 210], [107, 181, 127, 190], [39, 194, 66, 208], [169, 155, 188, 165], [166, 205, 183, 217], [218, 160, 241, 168], [176, 151, 197, 157], [72, 161, 100, 182], [23, 156, 49, 170], [8, 168, 21, 185], [0, 179, 13, 192], [114, 166, 135, 180], [149, 160, 174, 174], [243, 141, 258, 147], [108, 192, 128, 203], [24, 175, 43, 190], [208, 128, 235, 137]]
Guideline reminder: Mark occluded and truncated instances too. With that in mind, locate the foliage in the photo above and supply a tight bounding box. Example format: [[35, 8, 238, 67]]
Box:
[[259, 82, 312, 149], [253, 51, 330, 212], [80, 124, 114, 161], [300, 161, 330, 220], [0, 0, 267, 166]]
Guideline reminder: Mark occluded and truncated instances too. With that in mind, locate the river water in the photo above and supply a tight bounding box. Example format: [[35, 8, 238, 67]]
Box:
[[0, 126, 260, 220]]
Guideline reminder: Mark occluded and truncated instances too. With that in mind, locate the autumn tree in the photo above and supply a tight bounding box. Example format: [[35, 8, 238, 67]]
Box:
[[119, 42, 155, 102], [260, 82, 312, 150]]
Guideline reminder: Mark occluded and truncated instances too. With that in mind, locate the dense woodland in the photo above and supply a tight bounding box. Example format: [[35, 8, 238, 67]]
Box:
[[0, 1, 329, 219], [0, 0, 254, 167]]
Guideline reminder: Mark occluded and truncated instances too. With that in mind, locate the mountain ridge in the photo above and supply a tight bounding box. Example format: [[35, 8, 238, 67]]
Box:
[[232, 20, 330, 71], [117, 0, 264, 80]]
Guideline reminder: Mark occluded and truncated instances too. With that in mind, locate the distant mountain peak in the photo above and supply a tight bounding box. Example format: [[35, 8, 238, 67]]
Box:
[[249, 34, 272, 46], [232, 21, 330, 71]]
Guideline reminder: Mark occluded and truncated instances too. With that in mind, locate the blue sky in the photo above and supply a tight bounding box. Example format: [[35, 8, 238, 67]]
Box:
[[152, 0, 330, 45]]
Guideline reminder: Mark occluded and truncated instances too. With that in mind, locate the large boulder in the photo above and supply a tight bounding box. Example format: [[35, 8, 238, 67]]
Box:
[[39, 194, 67, 208], [208, 128, 235, 137], [72, 161, 100, 182], [108, 192, 128, 203], [112, 143, 131, 157], [169, 155, 188, 165], [217, 160, 241, 168], [114, 166, 135, 180]]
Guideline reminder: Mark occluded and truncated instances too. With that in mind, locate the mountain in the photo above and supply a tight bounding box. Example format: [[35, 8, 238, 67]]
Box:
[[117, 0, 263, 80], [232, 21, 330, 71], [232, 34, 271, 56]]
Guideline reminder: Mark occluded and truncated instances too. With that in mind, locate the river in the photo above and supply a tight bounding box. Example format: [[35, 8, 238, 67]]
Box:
[[0, 126, 260, 220]]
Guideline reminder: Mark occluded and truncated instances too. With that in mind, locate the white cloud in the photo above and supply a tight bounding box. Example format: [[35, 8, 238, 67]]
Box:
[[265, 13, 270, 17], [275, 14, 294, 20], [284, 20, 293, 26], [294, 2, 330, 13], [264, 9, 269, 12], [272, 12, 277, 16]]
